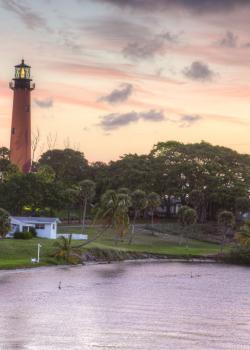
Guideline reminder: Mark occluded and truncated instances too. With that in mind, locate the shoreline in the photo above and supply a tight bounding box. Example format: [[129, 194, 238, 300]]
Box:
[[0, 255, 222, 273]]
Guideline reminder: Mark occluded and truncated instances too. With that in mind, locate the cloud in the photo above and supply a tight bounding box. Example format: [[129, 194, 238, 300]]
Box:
[[183, 61, 216, 82], [99, 110, 165, 130], [82, 17, 150, 43], [242, 42, 250, 48], [123, 31, 179, 60], [95, 0, 249, 14], [218, 31, 238, 48], [57, 28, 82, 52], [140, 110, 165, 122], [99, 83, 133, 104], [0, 0, 47, 30], [34, 98, 53, 109], [179, 114, 202, 127]]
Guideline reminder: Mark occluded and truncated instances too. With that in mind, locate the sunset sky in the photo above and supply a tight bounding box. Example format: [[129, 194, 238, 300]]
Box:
[[1, 0, 250, 162]]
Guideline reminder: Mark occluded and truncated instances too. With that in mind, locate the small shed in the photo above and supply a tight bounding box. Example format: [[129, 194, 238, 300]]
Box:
[[8, 217, 61, 239]]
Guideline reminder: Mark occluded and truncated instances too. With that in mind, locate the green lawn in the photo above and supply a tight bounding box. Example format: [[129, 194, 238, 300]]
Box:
[[0, 225, 225, 269]]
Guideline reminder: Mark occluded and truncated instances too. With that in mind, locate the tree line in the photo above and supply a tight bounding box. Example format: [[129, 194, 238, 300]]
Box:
[[1, 140, 250, 223]]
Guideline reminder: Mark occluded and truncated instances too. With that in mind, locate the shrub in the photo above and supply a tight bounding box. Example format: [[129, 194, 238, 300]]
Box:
[[14, 231, 33, 240], [225, 246, 250, 265], [0, 208, 11, 238], [29, 227, 37, 237]]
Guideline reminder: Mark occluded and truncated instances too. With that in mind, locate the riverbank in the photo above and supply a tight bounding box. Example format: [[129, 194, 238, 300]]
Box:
[[0, 228, 224, 270]]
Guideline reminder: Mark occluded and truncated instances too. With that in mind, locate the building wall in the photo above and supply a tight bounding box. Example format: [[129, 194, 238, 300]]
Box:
[[36, 224, 57, 239], [10, 88, 31, 173]]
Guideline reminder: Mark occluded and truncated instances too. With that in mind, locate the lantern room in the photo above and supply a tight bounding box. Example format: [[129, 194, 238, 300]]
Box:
[[15, 59, 31, 80], [10, 59, 34, 90]]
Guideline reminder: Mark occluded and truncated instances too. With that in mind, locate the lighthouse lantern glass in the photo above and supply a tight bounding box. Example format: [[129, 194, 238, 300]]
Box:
[[15, 65, 31, 80]]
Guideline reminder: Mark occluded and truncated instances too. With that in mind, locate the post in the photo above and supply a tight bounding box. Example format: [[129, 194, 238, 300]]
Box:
[[37, 244, 42, 263]]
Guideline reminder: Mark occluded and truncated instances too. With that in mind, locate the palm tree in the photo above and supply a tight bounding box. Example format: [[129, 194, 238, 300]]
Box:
[[76, 180, 96, 234], [129, 189, 148, 244], [97, 190, 131, 242], [218, 211, 235, 252], [63, 188, 78, 224], [178, 206, 197, 246], [188, 189, 206, 223], [182, 207, 197, 247], [236, 220, 250, 246], [0, 208, 10, 239], [53, 235, 81, 264], [147, 192, 161, 234]]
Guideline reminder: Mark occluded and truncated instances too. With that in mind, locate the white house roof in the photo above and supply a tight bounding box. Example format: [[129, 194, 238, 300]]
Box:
[[11, 217, 61, 224]]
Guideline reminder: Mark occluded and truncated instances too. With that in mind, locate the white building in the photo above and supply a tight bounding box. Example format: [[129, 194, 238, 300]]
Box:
[[8, 217, 61, 239]]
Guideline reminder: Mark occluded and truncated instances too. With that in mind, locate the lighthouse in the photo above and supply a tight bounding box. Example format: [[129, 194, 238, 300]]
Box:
[[9, 59, 35, 173]]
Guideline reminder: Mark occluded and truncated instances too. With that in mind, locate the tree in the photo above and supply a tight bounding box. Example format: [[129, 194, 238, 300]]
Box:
[[63, 188, 78, 224], [36, 164, 56, 184], [236, 221, 250, 247], [188, 189, 206, 223], [147, 192, 161, 234], [0, 172, 63, 216], [178, 206, 191, 226], [0, 147, 19, 182], [88, 161, 109, 200], [0, 208, 11, 239], [178, 206, 197, 245], [106, 154, 153, 192], [235, 197, 250, 221], [38, 148, 89, 185], [53, 235, 81, 264], [76, 180, 96, 234], [150, 141, 250, 220], [117, 187, 130, 195], [129, 189, 148, 244], [97, 190, 131, 242], [218, 211, 235, 252]]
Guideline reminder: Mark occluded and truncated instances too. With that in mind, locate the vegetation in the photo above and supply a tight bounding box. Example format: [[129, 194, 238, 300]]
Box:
[[0, 227, 223, 269], [217, 211, 235, 252], [14, 231, 33, 240], [1, 140, 250, 267], [147, 192, 161, 234], [236, 220, 250, 246], [53, 235, 81, 264], [177, 206, 197, 246], [0, 208, 10, 239], [76, 179, 96, 233], [129, 189, 147, 244]]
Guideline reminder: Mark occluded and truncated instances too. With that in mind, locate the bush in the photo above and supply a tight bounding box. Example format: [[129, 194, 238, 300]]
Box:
[[14, 231, 33, 240], [29, 227, 37, 237], [225, 246, 250, 265]]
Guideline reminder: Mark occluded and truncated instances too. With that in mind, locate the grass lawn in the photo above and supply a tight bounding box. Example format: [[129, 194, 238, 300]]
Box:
[[0, 225, 225, 270]]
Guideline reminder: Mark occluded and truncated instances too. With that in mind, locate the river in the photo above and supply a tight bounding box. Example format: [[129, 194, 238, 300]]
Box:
[[0, 262, 249, 350]]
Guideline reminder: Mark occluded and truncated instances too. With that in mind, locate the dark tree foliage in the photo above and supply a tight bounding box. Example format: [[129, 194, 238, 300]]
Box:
[[151, 141, 250, 220], [38, 148, 89, 185], [1, 141, 250, 222], [106, 154, 153, 192], [0, 172, 64, 215], [0, 147, 19, 180]]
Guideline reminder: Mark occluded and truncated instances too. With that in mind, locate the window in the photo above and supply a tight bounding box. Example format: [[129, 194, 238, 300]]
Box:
[[35, 224, 45, 230], [12, 128, 15, 135]]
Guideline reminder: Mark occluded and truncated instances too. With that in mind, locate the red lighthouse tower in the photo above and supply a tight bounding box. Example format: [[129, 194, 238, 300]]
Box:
[[9, 60, 35, 173]]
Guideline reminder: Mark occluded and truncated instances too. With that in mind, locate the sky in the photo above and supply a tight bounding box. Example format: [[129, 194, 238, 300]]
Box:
[[1, 0, 250, 162]]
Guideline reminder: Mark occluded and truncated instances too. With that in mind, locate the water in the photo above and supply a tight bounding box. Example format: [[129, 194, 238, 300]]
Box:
[[0, 262, 250, 350]]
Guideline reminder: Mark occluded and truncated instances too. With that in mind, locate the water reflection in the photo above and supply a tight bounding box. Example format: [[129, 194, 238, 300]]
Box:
[[0, 263, 250, 349], [93, 263, 127, 279]]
